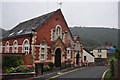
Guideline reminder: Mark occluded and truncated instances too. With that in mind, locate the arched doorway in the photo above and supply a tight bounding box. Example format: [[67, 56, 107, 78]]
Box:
[[55, 48, 61, 67], [76, 53, 80, 65]]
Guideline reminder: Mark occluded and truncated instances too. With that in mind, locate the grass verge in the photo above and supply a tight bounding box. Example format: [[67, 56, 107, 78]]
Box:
[[104, 69, 113, 80]]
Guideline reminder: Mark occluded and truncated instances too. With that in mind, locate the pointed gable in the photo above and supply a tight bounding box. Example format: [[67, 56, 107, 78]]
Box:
[[73, 35, 81, 43]]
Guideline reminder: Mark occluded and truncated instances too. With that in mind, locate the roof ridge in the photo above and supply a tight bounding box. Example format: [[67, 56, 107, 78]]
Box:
[[3, 9, 59, 38]]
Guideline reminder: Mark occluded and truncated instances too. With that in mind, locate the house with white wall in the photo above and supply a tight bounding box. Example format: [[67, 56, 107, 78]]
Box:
[[93, 47, 107, 59], [83, 49, 94, 66], [93, 46, 108, 65]]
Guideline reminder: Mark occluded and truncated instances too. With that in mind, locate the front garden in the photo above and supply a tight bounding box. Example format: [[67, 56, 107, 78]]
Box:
[[1, 55, 36, 79], [3, 56, 34, 74]]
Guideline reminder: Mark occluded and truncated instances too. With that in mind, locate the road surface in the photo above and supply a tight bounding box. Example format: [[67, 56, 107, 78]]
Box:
[[49, 66, 109, 80], [30, 66, 109, 80]]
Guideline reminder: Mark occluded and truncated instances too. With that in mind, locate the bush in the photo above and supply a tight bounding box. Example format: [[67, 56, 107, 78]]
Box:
[[3, 56, 23, 69], [114, 49, 120, 60], [5, 65, 34, 73], [48, 62, 54, 70], [16, 65, 34, 73], [110, 60, 114, 77], [5, 67, 17, 73], [43, 65, 51, 72], [105, 70, 113, 80]]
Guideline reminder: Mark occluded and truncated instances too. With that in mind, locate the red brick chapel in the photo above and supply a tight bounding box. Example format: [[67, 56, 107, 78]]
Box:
[[1, 9, 83, 68]]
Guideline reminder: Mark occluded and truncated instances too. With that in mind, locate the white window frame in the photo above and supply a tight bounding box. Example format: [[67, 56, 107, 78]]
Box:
[[40, 41, 47, 60], [13, 40, 18, 53], [0, 42, 2, 53], [67, 48, 71, 59], [5, 41, 9, 53], [56, 25, 62, 38], [22, 39, 29, 54]]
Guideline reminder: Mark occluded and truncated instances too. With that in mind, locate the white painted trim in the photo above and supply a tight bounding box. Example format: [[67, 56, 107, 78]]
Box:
[[35, 45, 40, 47], [22, 39, 30, 54], [39, 42, 47, 61], [0, 42, 2, 53], [55, 25, 62, 39], [67, 48, 71, 59], [47, 46, 50, 48], [5, 41, 9, 53], [51, 29, 53, 41], [18, 45, 23, 47], [12, 40, 18, 53]]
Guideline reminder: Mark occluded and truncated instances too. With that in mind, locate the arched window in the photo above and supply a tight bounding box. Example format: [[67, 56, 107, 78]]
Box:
[[40, 41, 46, 60], [56, 25, 62, 36], [0, 42, 2, 53], [5, 41, 9, 53], [23, 39, 29, 54], [13, 40, 18, 53]]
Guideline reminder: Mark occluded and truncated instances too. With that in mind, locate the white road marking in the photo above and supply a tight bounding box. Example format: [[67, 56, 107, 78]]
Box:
[[101, 69, 110, 80]]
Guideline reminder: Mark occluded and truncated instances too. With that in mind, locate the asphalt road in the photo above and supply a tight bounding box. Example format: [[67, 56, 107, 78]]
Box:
[[56, 66, 109, 80], [30, 66, 109, 80]]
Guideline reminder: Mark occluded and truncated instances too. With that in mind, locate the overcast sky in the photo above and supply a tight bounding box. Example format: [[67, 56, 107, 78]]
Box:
[[0, 0, 119, 30]]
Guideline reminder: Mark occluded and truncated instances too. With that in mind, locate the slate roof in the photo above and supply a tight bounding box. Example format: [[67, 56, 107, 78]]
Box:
[[84, 48, 95, 57], [73, 35, 78, 40], [3, 10, 56, 38], [94, 46, 108, 50]]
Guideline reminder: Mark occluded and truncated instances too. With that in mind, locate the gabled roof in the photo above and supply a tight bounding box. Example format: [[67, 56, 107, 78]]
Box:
[[3, 9, 57, 38], [73, 35, 78, 40], [83, 48, 95, 57], [94, 46, 107, 50], [73, 35, 81, 43]]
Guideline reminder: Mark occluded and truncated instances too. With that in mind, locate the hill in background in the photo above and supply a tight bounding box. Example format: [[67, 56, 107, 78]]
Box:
[[70, 27, 119, 51]]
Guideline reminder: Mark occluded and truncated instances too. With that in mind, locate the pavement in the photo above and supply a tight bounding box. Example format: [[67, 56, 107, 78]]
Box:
[[28, 65, 81, 80], [28, 66, 109, 80]]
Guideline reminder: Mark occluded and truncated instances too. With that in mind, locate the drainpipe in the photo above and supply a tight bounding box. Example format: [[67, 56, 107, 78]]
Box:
[[30, 33, 33, 54]]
